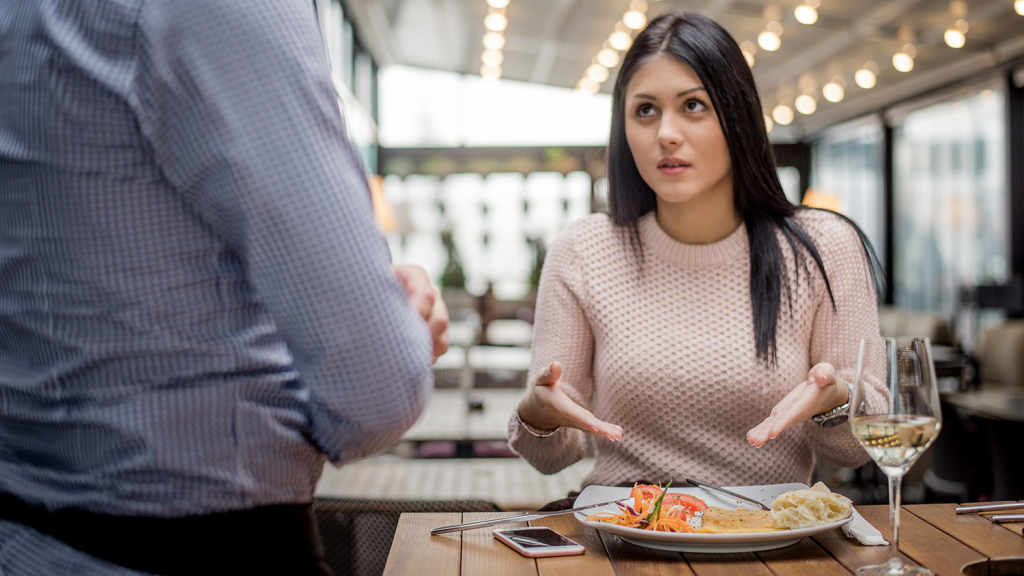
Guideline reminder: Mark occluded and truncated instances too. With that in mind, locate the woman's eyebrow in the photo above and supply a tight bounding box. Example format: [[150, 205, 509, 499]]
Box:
[[631, 87, 707, 101]]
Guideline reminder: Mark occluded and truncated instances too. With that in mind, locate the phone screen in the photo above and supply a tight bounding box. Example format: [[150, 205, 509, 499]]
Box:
[[498, 528, 576, 547]]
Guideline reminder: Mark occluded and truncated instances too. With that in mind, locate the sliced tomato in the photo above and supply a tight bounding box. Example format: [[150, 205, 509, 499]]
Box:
[[662, 493, 708, 514]]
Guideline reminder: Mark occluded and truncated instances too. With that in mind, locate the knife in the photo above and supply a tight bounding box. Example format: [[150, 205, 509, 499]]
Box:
[[685, 477, 771, 511], [430, 497, 628, 535]]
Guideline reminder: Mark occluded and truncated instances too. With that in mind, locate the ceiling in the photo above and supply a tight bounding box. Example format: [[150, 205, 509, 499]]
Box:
[[343, 0, 1024, 139]]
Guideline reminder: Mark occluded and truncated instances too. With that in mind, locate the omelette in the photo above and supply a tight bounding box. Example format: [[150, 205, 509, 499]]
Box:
[[696, 506, 785, 533]]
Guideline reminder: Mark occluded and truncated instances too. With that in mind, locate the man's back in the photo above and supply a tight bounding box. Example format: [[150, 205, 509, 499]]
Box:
[[0, 0, 433, 572]]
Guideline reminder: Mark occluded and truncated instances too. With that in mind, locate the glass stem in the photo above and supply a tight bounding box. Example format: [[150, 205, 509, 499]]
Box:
[[888, 471, 904, 563]]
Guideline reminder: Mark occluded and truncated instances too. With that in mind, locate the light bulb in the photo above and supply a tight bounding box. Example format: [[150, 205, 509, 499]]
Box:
[[486, 0, 509, 7], [854, 68, 876, 89], [764, 113, 774, 133], [577, 78, 600, 95], [944, 28, 965, 48], [609, 31, 632, 51], [481, 49, 504, 66], [586, 64, 609, 83], [480, 64, 502, 79], [484, 13, 508, 32], [794, 5, 818, 24], [597, 48, 620, 68], [822, 82, 844, 102], [892, 52, 914, 72], [743, 50, 755, 67], [483, 32, 505, 50], [772, 105, 794, 125], [623, 10, 647, 30], [795, 94, 817, 114], [740, 40, 757, 55], [767, 20, 784, 35], [1016, 0, 1024, 15], [955, 19, 969, 33], [758, 31, 781, 51]]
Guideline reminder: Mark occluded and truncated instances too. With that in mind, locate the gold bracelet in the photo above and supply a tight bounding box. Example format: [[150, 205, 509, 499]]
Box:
[[514, 407, 560, 438]]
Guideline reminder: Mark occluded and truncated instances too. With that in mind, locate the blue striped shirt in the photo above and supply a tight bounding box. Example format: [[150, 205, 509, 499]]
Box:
[[0, 0, 433, 571]]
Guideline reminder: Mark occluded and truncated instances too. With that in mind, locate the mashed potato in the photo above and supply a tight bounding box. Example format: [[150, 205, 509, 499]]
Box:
[[770, 482, 852, 529]]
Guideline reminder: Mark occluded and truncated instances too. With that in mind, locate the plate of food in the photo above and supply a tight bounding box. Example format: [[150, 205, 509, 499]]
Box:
[[573, 481, 855, 553]]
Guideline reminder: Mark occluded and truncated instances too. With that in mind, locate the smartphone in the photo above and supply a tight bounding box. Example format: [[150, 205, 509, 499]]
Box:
[[492, 527, 586, 558]]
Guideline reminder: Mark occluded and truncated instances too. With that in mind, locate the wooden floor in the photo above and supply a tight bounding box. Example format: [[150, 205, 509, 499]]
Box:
[[315, 456, 595, 511]]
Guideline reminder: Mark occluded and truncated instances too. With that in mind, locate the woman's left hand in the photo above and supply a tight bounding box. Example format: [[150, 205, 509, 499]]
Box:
[[746, 363, 848, 448]]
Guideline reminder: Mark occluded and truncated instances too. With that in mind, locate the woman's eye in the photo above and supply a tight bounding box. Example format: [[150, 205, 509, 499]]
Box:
[[684, 99, 708, 113], [636, 103, 656, 117]]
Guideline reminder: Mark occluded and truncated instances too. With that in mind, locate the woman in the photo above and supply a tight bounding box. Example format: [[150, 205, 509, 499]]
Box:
[[508, 12, 887, 488]]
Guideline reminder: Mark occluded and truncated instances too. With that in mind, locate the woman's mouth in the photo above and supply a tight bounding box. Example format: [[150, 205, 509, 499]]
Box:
[[658, 158, 691, 175]]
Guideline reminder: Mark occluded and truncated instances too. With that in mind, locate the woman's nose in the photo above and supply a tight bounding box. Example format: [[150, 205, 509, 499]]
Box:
[[656, 115, 682, 148]]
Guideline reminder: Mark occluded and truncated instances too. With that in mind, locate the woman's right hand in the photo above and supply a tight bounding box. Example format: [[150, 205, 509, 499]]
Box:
[[516, 361, 623, 441]]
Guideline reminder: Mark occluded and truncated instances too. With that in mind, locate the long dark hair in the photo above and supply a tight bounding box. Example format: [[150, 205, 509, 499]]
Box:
[[607, 12, 883, 365]]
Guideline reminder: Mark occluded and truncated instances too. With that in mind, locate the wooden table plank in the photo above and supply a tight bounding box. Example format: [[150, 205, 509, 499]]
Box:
[[755, 537, 852, 575], [856, 505, 986, 576], [383, 512, 462, 576], [904, 503, 1024, 561], [597, 531, 694, 576], [530, 514, 617, 576], [683, 552, 773, 576], [461, 512, 537, 576], [810, 508, 904, 574]]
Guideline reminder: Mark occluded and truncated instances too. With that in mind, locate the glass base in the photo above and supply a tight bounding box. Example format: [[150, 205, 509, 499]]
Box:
[[856, 559, 933, 576]]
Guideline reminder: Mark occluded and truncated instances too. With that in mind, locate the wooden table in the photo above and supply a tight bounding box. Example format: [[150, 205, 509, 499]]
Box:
[[382, 503, 1024, 575], [315, 457, 594, 511]]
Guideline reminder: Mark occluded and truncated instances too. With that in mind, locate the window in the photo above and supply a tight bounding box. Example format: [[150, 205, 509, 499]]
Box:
[[811, 117, 885, 268], [891, 83, 1009, 315]]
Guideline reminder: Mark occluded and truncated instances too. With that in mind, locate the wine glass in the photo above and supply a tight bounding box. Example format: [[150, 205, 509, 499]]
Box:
[[850, 337, 943, 576]]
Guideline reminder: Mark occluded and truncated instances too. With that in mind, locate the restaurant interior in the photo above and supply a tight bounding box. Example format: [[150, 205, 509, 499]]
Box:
[[304, 0, 1024, 573]]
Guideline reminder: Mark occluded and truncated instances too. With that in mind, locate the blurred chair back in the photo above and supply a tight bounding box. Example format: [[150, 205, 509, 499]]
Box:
[[974, 320, 1024, 388], [878, 305, 951, 346], [312, 497, 500, 576]]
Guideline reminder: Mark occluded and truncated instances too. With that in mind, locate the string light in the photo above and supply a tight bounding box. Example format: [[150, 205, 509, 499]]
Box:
[[854, 68, 876, 89], [597, 48, 620, 68], [1016, 0, 1024, 15], [483, 32, 505, 50], [483, 12, 507, 32], [795, 94, 817, 114], [577, 1, 650, 94], [480, 2, 508, 79], [944, 28, 965, 48], [481, 49, 504, 66], [772, 104, 794, 125], [758, 30, 781, 51], [794, 4, 818, 25], [822, 80, 844, 102], [623, 10, 647, 29], [892, 51, 913, 72], [586, 64, 610, 83]]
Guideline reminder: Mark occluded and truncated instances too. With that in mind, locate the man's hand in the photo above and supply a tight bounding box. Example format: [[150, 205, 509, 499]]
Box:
[[746, 363, 848, 447], [393, 264, 448, 362], [517, 361, 623, 441]]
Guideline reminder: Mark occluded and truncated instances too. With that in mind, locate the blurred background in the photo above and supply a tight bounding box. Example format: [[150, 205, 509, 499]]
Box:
[[306, 1, 1024, 572]]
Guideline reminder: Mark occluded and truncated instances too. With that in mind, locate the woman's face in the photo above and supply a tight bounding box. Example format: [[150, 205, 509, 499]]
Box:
[[624, 54, 733, 208]]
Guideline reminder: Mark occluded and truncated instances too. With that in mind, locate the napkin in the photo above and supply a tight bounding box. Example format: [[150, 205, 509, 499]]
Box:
[[842, 508, 888, 546]]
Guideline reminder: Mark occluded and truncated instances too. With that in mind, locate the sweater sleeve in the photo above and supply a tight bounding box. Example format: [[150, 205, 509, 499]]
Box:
[[804, 213, 888, 466], [507, 226, 594, 474]]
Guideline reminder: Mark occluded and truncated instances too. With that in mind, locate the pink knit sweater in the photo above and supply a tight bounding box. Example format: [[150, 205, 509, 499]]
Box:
[[508, 209, 886, 488]]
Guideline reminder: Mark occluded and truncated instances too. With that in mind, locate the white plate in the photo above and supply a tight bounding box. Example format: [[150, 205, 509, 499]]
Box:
[[574, 482, 853, 553]]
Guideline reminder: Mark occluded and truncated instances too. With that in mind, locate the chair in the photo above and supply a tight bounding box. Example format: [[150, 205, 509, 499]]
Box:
[[973, 319, 1024, 388], [312, 497, 500, 576]]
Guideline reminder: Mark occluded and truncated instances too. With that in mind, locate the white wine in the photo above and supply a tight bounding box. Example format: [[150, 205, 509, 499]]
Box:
[[851, 415, 941, 476]]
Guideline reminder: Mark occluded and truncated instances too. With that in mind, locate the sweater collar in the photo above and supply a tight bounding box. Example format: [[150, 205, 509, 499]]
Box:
[[638, 211, 748, 268]]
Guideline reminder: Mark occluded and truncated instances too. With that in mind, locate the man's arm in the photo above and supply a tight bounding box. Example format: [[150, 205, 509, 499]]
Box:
[[132, 0, 433, 463]]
